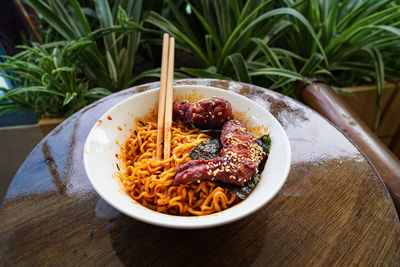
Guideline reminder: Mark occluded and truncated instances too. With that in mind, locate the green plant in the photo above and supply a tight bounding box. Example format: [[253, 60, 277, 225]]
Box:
[[0, 40, 111, 118], [146, 0, 400, 130], [145, 0, 321, 92], [24, 0, 146, 91], [278, 0, 400, 130]]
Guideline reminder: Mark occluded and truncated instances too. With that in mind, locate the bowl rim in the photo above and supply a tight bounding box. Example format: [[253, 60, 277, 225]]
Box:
[[83, 85, 291, 229]]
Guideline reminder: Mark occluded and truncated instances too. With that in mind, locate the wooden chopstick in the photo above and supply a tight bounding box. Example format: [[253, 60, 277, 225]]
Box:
[[163, 37, 175, 162], [156, 34, 175, 163], [156, 33, 170, 160]]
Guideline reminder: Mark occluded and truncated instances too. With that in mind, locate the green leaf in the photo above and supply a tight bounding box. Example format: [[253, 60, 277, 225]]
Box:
[[251, 38, 281, 68], [326, 6, 400, 53], [247, 36, 270, 62], [227, 53, 251, 83], [63, 92, 77, 105], [120, 20, 154, 33], [331, 86, 355, 97], [239, 0, 266, 22], [299, 53, 323, 75], [269, 78, 295, 90], [106, 51, 118, 86], [205, 34, 213, 61], [84, 87, 112, 97], [337, 1, 391, 31], [373, 25, 400, 38], [118, 6, 128, 21], [127, 68, 161, 85], [219, 0, 273, 63], [213, 0, 231, 43], [70, 0, 91, 35], [0, 73, 21, 83], [51, 0, 81, 36], [324, 0, 339, 44], [329, 61, 375, 73], [271, 48, 307, 62], [145, 11, 210, 66], [364, 48, 384, 132], [250, 68, 310, 83], [0, 105, 27, 117], [166, 0, 197, 43], [130, 0, 142, 22], [95, 0, 118, 59], [241, 8, 327, 65], [24, 0, 77, 39], [186, 1, 222, 51], [51, 67, 74, 74], [4, 86, 65, 97], [181, 67, 232, 80]]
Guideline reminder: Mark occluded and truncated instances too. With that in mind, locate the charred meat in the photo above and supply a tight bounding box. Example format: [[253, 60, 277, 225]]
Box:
[[174, 120, 265, 186], [173, 97, 233, 129]]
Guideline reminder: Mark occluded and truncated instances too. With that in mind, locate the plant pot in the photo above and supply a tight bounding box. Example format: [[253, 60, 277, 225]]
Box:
[[38, 118, 64, 137], [338, 83, 400, 156]]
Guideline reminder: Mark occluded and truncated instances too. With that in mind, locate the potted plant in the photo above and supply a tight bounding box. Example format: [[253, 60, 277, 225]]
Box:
[[145, 0, 314, 92], [145, 0, 400, 142], [0, 40, 112, 134], [280, 0, 400, 132], [2, 0, 399, 142], [0, 0, 155, 134], [24, 0, 150, 92]]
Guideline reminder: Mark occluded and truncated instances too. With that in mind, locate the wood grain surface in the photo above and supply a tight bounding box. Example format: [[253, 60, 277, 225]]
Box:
[[299, 83, 400, 212], [0, 79, 399, 266]]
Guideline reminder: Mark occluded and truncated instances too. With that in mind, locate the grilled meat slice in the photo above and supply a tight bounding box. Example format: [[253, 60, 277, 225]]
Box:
[[173, 97, 233, 129], [174, 120, 265, 186]]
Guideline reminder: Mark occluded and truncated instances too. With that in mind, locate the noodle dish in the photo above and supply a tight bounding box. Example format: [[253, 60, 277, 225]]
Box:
[[84, 85, 291, 229]]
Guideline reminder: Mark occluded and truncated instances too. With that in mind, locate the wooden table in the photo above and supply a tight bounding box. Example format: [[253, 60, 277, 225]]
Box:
[[1, 79, 399, 266]]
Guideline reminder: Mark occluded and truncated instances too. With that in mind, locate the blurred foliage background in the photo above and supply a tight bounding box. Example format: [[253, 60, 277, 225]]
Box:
[[1, 0, 399, 122]]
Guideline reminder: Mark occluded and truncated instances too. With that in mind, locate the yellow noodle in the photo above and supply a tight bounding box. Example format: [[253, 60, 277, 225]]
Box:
[[120, 122, 240, 216]]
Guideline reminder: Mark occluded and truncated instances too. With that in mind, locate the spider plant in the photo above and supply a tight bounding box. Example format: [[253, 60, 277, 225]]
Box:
[[144, 0, 325, 92], [278, 0, 400, 130], [24, 0, 146, 92], [0, 40, 111, 118], [146, 0, 400, 130]]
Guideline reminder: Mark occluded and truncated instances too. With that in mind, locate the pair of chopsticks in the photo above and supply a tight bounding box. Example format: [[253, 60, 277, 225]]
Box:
[[156, 34, 175, 161]]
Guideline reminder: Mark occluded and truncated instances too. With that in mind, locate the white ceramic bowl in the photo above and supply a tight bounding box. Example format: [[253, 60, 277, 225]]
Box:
[[83, 85, 291, 229]]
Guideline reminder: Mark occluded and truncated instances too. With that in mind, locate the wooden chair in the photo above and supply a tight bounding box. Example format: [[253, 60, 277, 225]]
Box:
[[296, 81, 400, 215]]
